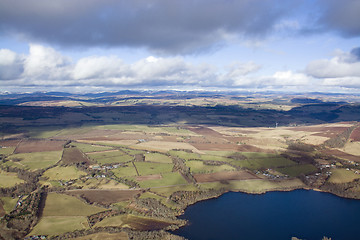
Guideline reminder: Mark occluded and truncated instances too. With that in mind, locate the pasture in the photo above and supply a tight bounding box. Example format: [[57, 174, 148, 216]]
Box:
[[42, 166, 87, 181], [134, 162, 173, 176], [229, 154, 296, 170], [198, 178, 305, 192], [73, 178, 129, 190], [186, 160, 235, 174], [112, 165, 138, 178], [8, 151, 63, 170], [94, 214, 125, 227], [28, 216, 88, 236], [0, 197, 18, 214], [0, 147, 15, 155], [194, 170, 259, 183], [133, 141, 199, 152], [0, 170, 24, 188], [65, 190, 141, 206], [276, 164, 318, 177], [328, 169, 360, 184], [43, 193, 106, 216], [70, 142, 114, 153], [144, 152, 173, 163], [87, 150, 133, 164], [136, 172, 187, 188]]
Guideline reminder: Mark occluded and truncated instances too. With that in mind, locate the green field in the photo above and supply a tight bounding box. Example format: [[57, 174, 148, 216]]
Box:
[[87, 151, 134, 164], [111, 165, 138, 178], [204, 150, 238, 157], [0, 170, 24, 188], [134, 162, 173, 176], [0, 147, 15, 155], [94, 214, 125, 227], [328, 169, 360, 184], [95, 124, 195, 135], [8, 151, 63, 170], [137, 172, 187, 188], [71, 142, 114, 153], [29, 216, 88, 236], [43, 166, 87, 181], [0, 197, 18, 213], [186, 160, 235, 174], [276, 164, 317, 177], [150, 184, 199, 197], [229, 154, 296, 170], [43, 193, 106, 216], [139, 191, 177, 209], [169, 150, 201, 160], [20, 126, 63, 138], [169, 150, 230, 162], [120, 147, 146, 155], [198, 179, 305, 192], [73, 178, 129, 189], [139, 192, 166, 202], [144, 153, 173, 163]]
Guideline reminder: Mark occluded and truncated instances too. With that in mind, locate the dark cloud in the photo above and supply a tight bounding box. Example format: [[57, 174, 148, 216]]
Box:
[[317, 0, 360, 37], [350, 47, 360, 61], [0, 0, 299, 54]]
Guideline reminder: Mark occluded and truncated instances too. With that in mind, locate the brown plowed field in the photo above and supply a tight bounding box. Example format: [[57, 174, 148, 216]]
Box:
[[0, 139, 21, 147], [194, 170, 259, 183], [61, 147, 91, 165], [124, 215, 173, 231], [323, 149, 360, 162], [135, 174, 162, 181], [350, 127, 360, 141], [14, 139, 67, 153], [187, 126, 224, 137], [66, 189, 141, 206]]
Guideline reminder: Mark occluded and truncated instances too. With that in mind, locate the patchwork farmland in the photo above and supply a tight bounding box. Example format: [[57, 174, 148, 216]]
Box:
[[1, 93, 360, 239]]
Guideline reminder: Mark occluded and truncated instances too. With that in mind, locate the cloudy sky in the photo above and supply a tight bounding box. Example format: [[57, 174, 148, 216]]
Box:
[[0, 0, 360, 93]]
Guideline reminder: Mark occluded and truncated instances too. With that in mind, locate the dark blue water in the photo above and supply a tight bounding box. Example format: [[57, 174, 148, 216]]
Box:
[[173, 190, 360, 240]]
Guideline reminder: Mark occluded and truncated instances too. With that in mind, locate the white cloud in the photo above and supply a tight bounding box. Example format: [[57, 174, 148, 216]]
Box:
[[306, 57, 360, 78], [73, 56, 128, 80], [0, 49, 24, 80], [271, 71, 310, 86], [23, 44, 72, 81], [306, 48, 360, 89], [3, 44, 360, 92], [322, 77, 360, 88]]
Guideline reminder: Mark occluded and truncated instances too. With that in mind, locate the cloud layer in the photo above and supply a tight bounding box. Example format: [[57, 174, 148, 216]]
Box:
[[306, 47, 360, 88], [2, 44, 360, 92], [1, 0, 359, 54], [0, 44, 265, 89]]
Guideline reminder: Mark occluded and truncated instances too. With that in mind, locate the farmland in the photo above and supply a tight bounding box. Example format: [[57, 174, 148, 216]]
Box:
[[43, 193, 106, 216], [0, 170, 24, 188], [1, 91, 360, 239]]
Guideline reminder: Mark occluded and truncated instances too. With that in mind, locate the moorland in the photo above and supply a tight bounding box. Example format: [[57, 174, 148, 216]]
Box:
[[0, 90, 360, 239]]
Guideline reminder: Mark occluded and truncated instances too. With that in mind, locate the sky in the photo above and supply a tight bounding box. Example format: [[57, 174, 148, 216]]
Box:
[[0, 0, 360, 93]]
